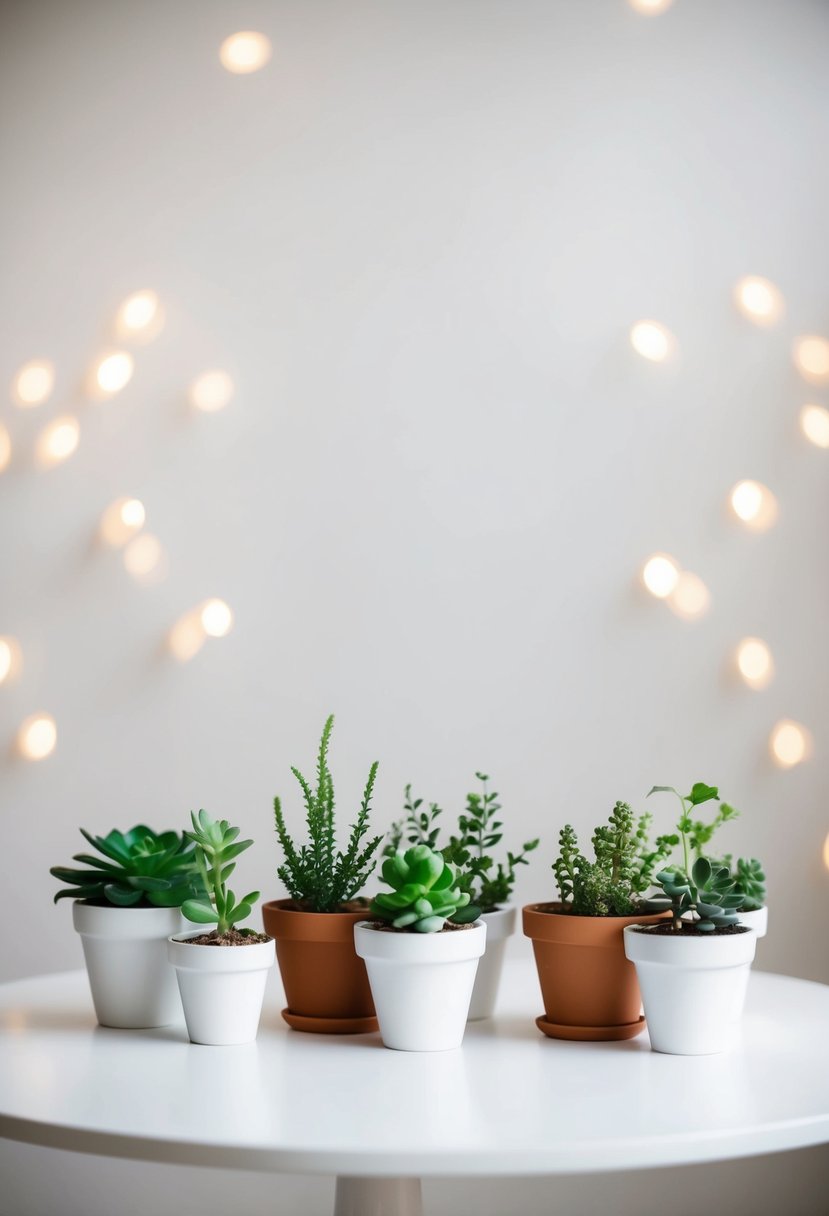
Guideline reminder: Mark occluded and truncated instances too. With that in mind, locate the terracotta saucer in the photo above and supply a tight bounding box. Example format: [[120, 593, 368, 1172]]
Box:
[[281, 1008, 379, 1035], [534, 1014, 647, 1042]]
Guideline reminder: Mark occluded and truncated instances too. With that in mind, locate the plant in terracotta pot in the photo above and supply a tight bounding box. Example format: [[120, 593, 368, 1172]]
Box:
[[387, 774, 538, 1020], [624, 782, 757, 1055], [522, 801, 674, 1041], [167, 810, 274, 1046], [264, 714, 383, 1033], [354, 844, 486, 1051], [51, 826, 204, 1028]]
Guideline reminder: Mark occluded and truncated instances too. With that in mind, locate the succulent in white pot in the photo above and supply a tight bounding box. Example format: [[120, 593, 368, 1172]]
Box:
[[51, 826, 203, 1028], [168, 811, 274, 1046], [355, 845, 486, 1050], [384, 774, 538, 1021]]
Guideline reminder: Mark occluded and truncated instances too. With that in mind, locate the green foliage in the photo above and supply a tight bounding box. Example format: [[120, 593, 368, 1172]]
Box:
[[385, 774, 538, 914], [273, 715, 382, 912], [646, 857, 743, 932], [370, 845, 472, 933], [552, 803, 675, 917], [714, 855, 767, 912], [181, 810, 259, 935], [51, 826, 202, 908]]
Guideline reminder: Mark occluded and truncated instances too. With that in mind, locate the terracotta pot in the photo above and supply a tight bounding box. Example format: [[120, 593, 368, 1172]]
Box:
[[262, 899, 377, 1033], [522, 902, 668, 1041]]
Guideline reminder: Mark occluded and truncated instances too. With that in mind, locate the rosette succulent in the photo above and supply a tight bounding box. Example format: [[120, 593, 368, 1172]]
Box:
[[646, 856, 744, 932], [51, 826, 202, 908], [370, 845, 473, 932]]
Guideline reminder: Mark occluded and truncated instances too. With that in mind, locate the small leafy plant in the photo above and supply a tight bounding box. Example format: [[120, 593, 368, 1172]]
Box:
[[646, 856, 743, 932], [181, 810, 260, 935], [552, 802, 676, 916], [386, 773, 538, 915], [727, 856, 766, 911], [273, 715, 383, 913], [370, 845, 473, 933], [51, 826, 202, 908]]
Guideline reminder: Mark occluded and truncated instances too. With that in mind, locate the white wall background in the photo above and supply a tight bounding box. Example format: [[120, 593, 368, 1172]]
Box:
[[1, 0, 828, 1210]]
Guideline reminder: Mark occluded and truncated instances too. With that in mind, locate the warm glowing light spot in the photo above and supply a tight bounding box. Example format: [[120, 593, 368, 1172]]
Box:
[[630, 320, 674, 362], [0, 423, 11, 473], [17, 713, 57, 761], [736, 638, 773, 689], [628, 0, 675, 11], [200, 599, 234, 638], [733, 276, 783, 326], [99, 497, 146, 547], [95, 351, 134, 395], [730, 480, 777, 531], [0, 637, 22, 684], [13, 359, 54, 408], [770, 719, 811, 768], [823, 832, 829, 874], [220, 31, 272, 74], [189, 369, 234, 412], [668, 571, 710, 620], [800, 404, 829, 449], [168, 611, 207, 662], [35, 415, 80, 468], [123, 533, 165, 583], [116, 290, 164, 342], [642, 553, 680, 599], [793, 335, 829, 384]]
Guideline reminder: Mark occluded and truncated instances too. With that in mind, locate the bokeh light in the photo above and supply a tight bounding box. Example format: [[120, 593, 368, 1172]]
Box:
[[13, 359, 54, 408], [115, 290, 164, 342], [99, 497, 146, 547], [733, 276, 783, 326], [17, 713, 57, 761], [800, 404, 829, 449], [770, 719, 811, 768], [220, 31, 272, 74], [628, 0, 675, 12], [668, 571, 710, 620], [200, 598, 234, 638], [95, 351, 134, 396], [168, 611, 207, 662], [793, 335, 829, 384], [823, 832, 829, 875], [0, 637, 23, 685], [642, 553, 680, 598], [123, 533, 165, 583], [0, 423, 11, 473], [730, 480, 778, 531], [189, 369, 234, 412], [35, 415, 80, 468], [630, 320, 674, 362], [736, 637, 773, 689]]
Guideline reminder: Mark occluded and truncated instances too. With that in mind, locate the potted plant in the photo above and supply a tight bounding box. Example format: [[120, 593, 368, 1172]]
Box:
[[387, 773, 538, 1020], [263, 715, 383, 1033], [354, 844, 486, 1051], [625, 782, 756, 1055], [522, 802, 673, 1040], [167, 810, 274, 1046], [51, 825, 203, 1028]]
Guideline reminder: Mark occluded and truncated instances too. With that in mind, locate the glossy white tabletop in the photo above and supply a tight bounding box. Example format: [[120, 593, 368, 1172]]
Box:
[[1, 961, 828, 1177]]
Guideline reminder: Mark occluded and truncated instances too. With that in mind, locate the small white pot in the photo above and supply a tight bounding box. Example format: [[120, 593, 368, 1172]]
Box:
[[624, 924, 756, 1056], [167, 931, 275, 1045], [73, 901, 184, 1029], [738, 905, 767, 938], [467, 906, 516, 1021], [354, 921, 486, 1051]]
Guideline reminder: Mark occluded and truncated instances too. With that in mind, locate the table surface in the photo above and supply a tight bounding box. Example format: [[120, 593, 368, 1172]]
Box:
[[1, 960, 828, 1178]]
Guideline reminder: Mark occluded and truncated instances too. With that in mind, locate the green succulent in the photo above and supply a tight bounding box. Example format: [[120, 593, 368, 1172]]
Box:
[[51, 826, 202, 908], [370, 844, 473, 933], [646, 856, 743, 932], [181, 810, 260, 935], [717, 855, 766, 912]]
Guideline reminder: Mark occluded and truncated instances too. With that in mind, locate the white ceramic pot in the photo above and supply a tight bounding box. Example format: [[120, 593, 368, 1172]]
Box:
[[73, 901, 184, 1029], [354, 921, 486, 1051], [624, 924, 756, 1056], [167, 931, 275, 1045], [467, 906, 516, 1021], [739, 906, 767, 938]]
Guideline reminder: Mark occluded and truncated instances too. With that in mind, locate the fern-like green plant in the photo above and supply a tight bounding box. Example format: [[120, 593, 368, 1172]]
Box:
[[273, 715, 382, 912]]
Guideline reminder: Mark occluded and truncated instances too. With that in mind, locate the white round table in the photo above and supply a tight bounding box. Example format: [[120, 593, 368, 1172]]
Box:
[[2, 960, 828, 1216]]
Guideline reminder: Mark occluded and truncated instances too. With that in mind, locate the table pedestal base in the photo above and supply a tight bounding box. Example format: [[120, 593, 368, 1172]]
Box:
[[334, 1176, 422, 1216]]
